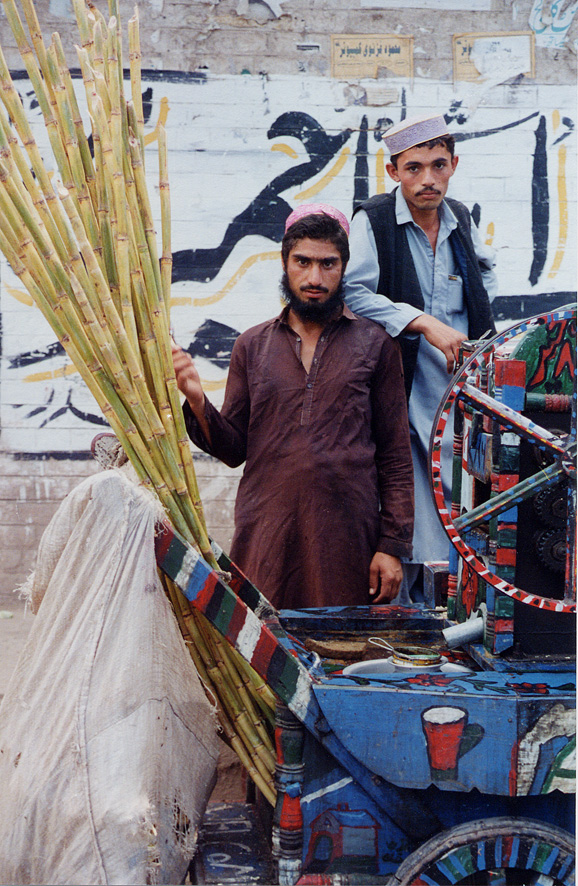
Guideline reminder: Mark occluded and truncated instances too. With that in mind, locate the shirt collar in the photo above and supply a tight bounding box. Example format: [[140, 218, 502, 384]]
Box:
[[278, 302, 357, 326], [394, 185, 458, 233]]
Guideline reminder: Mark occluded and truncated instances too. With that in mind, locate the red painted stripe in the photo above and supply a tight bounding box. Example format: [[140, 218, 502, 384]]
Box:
[[296, 876, 333, 885], [495, 618, 514, 632], [227, 598, 248, 645], [227, 572, 245, 595], [502, 834, 514, 864], [251, 626, 278, 674], [495, 358, 526, 387], [496, 548, 517, 566], [194, 571, 219, 612], [275, 726, 284, 765], [279, 794, 302, 831], [538, 598, 559, 611], [154, 523, 174, 563], [509, 740, 519, 796], [497, 474, 519, 492]]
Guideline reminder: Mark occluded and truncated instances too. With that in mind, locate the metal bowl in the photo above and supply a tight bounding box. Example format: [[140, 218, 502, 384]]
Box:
[[368, 637, 442, 668]]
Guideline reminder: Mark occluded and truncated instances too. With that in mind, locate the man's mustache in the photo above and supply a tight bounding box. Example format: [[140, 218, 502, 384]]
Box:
[[417, 188, 441, 196], [300, 285, 329, 293]]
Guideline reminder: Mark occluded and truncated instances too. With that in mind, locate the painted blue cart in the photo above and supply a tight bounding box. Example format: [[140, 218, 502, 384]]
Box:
[[156, 307, 576, 886]]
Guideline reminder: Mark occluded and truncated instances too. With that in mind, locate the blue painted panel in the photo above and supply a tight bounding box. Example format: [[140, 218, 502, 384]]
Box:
[[313, 672, 575, 796], [501, 384, 526, 411], [300, 732, 414, 878], [299, 733, 576, 877]]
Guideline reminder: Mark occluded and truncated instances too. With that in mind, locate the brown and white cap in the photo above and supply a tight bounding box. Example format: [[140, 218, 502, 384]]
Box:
[[383, 113, 450, 155]]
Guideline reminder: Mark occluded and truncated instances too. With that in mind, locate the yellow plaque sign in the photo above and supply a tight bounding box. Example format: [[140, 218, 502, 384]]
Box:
[[331, 34, 413, 80], [453, 31, 535, 82]]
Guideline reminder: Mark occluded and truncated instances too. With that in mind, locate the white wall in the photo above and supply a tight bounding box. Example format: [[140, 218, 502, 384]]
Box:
[[1, 74, 575, 456]]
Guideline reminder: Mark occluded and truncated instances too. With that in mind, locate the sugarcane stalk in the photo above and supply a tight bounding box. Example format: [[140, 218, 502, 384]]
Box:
[[19, 0, 53, 88], [90, 94, 139, 355], [237, 656, 277, 724], [0, 107, 69, 269], [0, 45, 63, 221], [107, 0, 125, 100], [46, 42, 100, 250], [91, 129, 120, 306], [128, 9, 145, 161], [201, 646, 275, 789], [121, 153, 189, 470], [91, 21, 110, 113], [126, 128, 211, 526], [211, 635, 275, 769], [51, 32, 97, 212], [158, 123, 172, 321], [71, 0, 92, 53], [128, 129, 165, 316], [2, 0, 77, 201]]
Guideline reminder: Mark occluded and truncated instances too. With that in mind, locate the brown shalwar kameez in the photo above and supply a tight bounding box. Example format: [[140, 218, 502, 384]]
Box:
[[184, 305, 414, 610]]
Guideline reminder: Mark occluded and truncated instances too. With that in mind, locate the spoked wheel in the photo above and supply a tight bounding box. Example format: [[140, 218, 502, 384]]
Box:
[[429, 306, 576, 614], [391, 817, 575, 885]]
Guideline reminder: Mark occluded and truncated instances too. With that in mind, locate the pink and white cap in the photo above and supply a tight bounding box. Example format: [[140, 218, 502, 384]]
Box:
[[284, 203, 350, 236], [383, 113, 450, 156]]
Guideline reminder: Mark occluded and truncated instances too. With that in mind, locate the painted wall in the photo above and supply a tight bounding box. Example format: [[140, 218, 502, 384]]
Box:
[[2, 74, 576, 453], [0, 0, 576, 596]]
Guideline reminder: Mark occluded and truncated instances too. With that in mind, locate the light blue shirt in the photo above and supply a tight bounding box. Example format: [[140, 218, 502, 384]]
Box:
[[343, 187, 497, 337], [343, 188, 498, 567]]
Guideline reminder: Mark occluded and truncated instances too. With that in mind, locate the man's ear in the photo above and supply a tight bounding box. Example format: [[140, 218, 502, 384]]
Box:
[[386, 162, 400, 182], [450, 155, 459, 175]]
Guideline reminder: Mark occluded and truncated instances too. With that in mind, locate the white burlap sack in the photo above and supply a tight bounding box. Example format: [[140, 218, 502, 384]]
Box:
[[0, 469, 220, 886]]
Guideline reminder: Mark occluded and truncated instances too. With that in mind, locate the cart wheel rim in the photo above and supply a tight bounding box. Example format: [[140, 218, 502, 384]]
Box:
[[428, 305, 576, 614]]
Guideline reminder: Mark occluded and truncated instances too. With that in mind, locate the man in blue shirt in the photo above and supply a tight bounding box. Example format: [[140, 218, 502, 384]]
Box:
[[343, 112, 497, 602]]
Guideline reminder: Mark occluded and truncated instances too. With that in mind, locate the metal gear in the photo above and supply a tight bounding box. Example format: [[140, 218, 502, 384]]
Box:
[[533, 482, 568, 528], [534, 527, 567, 573]]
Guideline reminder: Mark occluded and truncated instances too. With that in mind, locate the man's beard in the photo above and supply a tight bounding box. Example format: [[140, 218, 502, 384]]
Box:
[[280, 272, 345, 323]]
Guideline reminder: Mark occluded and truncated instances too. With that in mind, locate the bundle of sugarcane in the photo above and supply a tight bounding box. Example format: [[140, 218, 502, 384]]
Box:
[[0, 0, 276, 803]]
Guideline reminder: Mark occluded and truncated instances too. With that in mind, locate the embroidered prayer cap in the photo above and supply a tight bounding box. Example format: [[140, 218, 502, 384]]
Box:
[[284, 203, 350, 236], [383, 113, 450, 156]]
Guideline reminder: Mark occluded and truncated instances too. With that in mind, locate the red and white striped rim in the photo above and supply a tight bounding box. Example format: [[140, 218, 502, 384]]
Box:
[[428, 306, 576, 613]]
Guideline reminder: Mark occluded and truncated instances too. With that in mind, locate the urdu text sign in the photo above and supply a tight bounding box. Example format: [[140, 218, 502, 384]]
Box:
[[453, 32, 535, 81], [331, 35, 413, 80]]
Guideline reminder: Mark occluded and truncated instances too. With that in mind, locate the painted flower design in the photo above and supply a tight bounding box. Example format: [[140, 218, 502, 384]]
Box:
[[506, 681, 550, 695], [406, 674, 453, 687]]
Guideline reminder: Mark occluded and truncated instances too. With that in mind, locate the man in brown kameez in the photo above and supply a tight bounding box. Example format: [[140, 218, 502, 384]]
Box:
[[172, 205, 414, 610]]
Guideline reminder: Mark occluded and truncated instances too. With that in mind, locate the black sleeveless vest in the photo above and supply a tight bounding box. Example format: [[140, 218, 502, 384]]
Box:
[[354, 190, 495, 397]]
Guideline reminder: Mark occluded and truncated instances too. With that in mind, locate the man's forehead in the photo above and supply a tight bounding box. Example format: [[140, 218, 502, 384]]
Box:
[[398, 144, 453, 165], [289, 237, 341, 258]]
